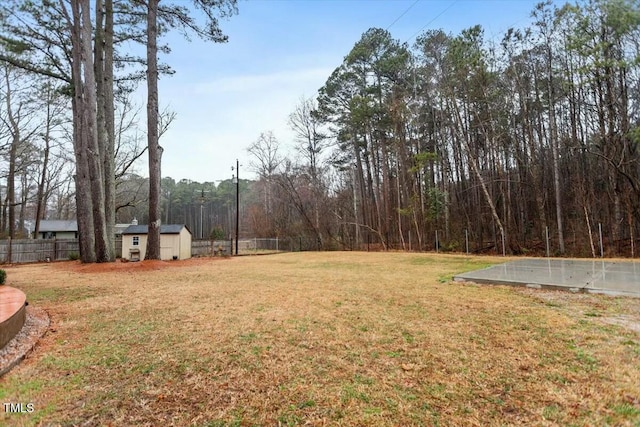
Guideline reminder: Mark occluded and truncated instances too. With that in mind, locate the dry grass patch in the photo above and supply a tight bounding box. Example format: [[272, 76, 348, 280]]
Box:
[[0, 252, 639, 426]]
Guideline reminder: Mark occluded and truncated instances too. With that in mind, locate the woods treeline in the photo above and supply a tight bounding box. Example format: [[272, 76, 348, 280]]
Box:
[[246, 0, 640, 257]]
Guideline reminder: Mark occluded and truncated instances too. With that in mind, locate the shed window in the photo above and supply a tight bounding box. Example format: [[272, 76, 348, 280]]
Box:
[[133, 236, 139, 246]]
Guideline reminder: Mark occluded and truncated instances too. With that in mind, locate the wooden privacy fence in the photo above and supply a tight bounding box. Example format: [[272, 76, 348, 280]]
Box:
[[0, 238, 234, 264], [0, 237, 303, 264], [0, 238, 79, 264], [191, 240, 232, 257]]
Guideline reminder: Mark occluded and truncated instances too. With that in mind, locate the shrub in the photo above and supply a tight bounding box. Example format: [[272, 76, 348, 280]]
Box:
[[68, 252, 80, 261], [210, 227, 226, 241], [440, 241, 459, 253], [0, 269, 6, 285]]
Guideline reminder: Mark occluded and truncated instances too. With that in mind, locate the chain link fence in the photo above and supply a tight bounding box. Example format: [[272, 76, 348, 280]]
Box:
[[191, 237, 322, 256]]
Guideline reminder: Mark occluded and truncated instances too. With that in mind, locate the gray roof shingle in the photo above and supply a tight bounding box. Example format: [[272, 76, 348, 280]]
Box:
[[121, 224, 190, 235], [39, 220, 78, 232]]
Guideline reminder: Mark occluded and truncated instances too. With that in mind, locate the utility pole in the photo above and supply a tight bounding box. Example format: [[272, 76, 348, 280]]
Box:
[[232, 159, 240, 255], [199, 189, 204, 240], [195, 187, 209, 240]]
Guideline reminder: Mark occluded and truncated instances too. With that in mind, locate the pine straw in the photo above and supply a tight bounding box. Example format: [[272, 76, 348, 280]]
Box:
[[1, 252, 639, 426]]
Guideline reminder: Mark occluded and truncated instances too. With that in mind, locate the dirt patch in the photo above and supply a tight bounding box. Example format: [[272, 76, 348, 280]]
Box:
[[518, 288, 640, 335], [601, 315, 640, 334]]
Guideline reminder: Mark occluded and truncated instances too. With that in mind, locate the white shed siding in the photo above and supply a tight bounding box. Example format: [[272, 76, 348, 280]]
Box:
[[122, 234, 147, 260], [121, 225, 192, 261], [160, 234, 180, 260], [179, 227, 191, 259]]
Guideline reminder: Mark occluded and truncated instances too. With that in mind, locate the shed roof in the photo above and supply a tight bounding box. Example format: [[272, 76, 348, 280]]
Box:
[[39, 220, 78, 233], [114, 224, 133, 235], [122, 224, 191, 235]]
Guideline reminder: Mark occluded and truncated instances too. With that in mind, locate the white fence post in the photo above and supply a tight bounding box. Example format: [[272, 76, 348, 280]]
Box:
[[599, 223, 604, 258], [465, 229, 469, 255], [545, 226, 550, 257]]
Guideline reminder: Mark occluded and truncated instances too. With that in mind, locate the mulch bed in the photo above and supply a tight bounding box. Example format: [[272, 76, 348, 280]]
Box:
[[56, 257, 225, 274]]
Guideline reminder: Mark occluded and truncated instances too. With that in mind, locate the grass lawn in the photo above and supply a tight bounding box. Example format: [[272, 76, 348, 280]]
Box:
[[1, 252, 639, 426]]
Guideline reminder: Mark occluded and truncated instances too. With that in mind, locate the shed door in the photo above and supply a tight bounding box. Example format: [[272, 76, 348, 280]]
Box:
[[160, 245, 173, 260]]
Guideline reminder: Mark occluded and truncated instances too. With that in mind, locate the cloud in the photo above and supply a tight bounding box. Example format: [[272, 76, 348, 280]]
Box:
[[156, 66, 334, 183]]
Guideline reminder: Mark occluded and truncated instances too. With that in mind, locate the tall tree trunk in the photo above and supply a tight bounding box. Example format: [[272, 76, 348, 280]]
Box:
[[6, 139, 16, 239], [80, 0, 109, 262], [94, 0, 115, 260], [353, 136, 367, 229], [548, 56, 565, 254], [34, 85, 52, 237], [67, 0, 96, 262], [4, 69, 18, 239], [35, 138, 49, 236], [19, 170, 28, 235], [145, 0, 162, 260]]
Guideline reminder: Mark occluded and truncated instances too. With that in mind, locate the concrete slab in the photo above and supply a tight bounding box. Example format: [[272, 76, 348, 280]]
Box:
[[454, 259, 640, 297]]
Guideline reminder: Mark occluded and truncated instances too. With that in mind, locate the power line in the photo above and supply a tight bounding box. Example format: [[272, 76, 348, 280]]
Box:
[[386, 0, 421, 31], [404, 0, 459, 44]]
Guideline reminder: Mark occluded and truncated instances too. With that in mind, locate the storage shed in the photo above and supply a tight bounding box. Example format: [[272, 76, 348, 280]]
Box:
[[121, 224, 192, 261]]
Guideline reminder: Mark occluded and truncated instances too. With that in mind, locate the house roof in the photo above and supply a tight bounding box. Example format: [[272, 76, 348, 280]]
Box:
[[121, 224, 191, 235], [38, 220, 78, 233]]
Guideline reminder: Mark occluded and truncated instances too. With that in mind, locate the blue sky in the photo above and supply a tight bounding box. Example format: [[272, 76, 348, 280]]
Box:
[[149, 0, 544, 183]]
